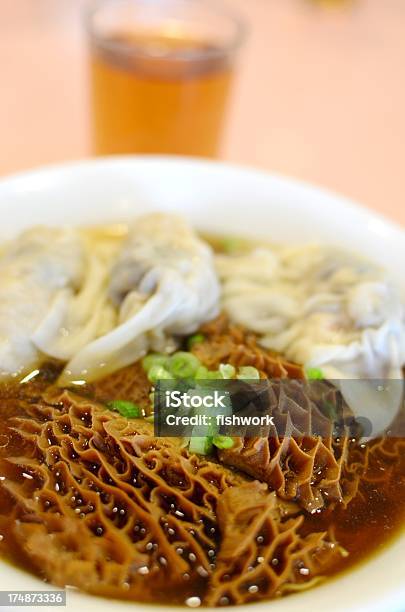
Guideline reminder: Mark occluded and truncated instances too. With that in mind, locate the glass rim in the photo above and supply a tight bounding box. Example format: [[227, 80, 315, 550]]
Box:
[[85, 0, 248, 62]]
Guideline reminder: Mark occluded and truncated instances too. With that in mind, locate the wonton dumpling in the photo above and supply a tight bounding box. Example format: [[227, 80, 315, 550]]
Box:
[[0, 227, 83, 376], [32, 232, 116, 362], [217, 245, 405, 434], [61, 213, 220, 383]]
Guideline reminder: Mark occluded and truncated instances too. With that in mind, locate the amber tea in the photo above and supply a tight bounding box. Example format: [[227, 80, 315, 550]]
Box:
[[90, 31, 235, 157]]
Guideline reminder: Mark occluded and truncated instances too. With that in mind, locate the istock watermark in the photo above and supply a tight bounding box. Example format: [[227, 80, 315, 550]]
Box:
[[153, 378, 405, 439], [164, 389, 230, 409]]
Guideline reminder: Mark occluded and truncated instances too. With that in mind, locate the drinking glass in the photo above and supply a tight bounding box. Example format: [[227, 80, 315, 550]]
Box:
[[86, 0, 246, 157]]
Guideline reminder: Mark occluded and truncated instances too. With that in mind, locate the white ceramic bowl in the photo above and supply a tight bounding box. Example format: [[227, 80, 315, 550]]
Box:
[[0, 157, 403, 612]]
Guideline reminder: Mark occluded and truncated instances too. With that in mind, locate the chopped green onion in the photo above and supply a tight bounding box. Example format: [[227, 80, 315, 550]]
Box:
[[187, 333, 205, 350], [142, 353, 168, 372], [189, 436, 213, 455], [147, 364, 172, 384], [306, 367, 324, 380], [195, 369, 221, 388], [168, 352, 200, 379], [219, 364, 236, 379], [195, 365, 210, 380], [213, 435, 234, 450], [237, 366, 260, 380], [107, 400, 141, 419], [206, 370, 223, 380], [195, 365, 230, 381]]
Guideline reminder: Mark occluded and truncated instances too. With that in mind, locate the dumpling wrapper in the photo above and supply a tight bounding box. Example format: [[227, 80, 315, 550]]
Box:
[[32, 233, 116, 361], [216, 245, 405, 435], [0, 227, 83, 377], [60, 213, 220, 383]]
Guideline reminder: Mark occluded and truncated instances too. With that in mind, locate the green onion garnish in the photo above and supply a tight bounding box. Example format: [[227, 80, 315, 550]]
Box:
[[189, 436, 213, 455], [219, 364, 236, 379], [213, 435, 234, 450], [205, 370, 222, 380], [187, 333, 205, 350], [147, 364, 172, 384], [236, 366, 260, 380], [168, 352, 201, 379], [195, 365, 210, 380], [142, 353, 168, 373], [306, 367, 324, 380], [107, 400, 141, 419]]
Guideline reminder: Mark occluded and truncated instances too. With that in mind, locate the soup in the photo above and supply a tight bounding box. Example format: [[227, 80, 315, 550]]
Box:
[[0, 213, 404, 607]]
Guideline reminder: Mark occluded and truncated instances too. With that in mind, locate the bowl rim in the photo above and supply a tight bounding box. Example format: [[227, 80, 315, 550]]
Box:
[[1, 154, 403, 234]]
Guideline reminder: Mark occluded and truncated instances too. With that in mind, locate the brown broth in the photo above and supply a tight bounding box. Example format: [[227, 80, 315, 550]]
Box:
[[0, 365, 404, 605], [303, 442, 405, 576]]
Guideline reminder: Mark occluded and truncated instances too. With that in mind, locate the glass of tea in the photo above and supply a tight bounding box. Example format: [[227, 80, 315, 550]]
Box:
[[86, 0, 246, 158]]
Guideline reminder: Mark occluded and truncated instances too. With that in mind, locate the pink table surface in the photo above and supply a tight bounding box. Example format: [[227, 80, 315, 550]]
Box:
[[0, 0, 404, 226]]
